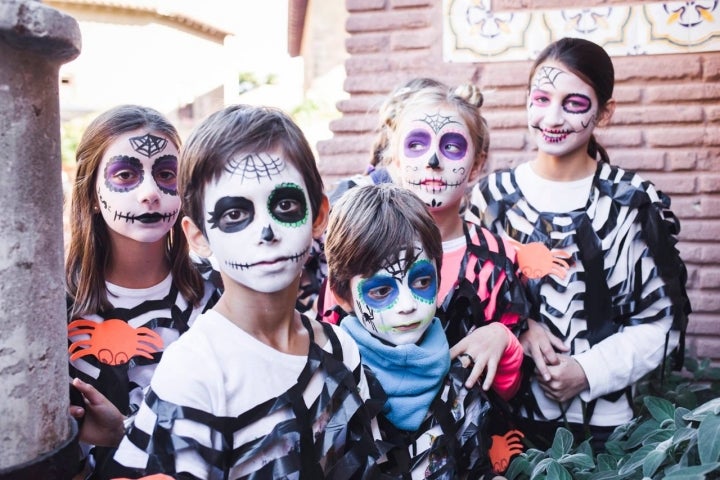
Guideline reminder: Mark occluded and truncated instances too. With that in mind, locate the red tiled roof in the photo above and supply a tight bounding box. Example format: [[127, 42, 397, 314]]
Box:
[[45, 0, 231, 43]]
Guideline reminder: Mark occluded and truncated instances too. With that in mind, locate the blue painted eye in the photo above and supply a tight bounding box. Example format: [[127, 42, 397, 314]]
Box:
[[359, 275, 399, 310], [408, 259, 437, 303]]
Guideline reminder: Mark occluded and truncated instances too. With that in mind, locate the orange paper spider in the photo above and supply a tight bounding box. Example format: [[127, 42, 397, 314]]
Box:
[[511, 241, 572, 280], [68, 319, 164, 366], [488, 429, 525, 473]]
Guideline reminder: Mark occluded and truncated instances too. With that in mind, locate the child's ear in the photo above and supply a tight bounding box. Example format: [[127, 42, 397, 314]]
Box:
[[182, 216, 212, 257], [312, 195, 330, 238], [597, 99, 616, 127]]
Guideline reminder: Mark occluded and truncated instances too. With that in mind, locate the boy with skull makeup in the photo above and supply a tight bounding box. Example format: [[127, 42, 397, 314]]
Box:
[[326, 183, 523, 478], [101, 104, 383, 479]]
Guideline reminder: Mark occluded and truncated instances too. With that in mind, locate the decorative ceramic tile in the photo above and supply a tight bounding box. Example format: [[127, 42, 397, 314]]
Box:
[[444, 0, 720, 62]]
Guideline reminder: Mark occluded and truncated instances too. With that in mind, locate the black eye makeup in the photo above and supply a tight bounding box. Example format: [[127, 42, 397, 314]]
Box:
[[207, 196, 255, 233], [151, 155, 178, 196], [268, 183, 308, 226]]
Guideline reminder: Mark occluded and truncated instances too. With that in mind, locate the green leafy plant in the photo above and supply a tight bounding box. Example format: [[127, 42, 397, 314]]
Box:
[[505, 357, 720, 479]]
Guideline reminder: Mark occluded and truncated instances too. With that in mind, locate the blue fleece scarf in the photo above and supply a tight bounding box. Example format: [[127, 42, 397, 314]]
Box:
[[341, 316, 451, 431]]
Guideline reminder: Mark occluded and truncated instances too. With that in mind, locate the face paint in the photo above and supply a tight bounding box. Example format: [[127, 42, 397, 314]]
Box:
[[203, 152, 312, 293], [349, 248, 437, 345], [528, 61, 600, 158], [95, 130, 180, 243], [393, 105, 475, 211]]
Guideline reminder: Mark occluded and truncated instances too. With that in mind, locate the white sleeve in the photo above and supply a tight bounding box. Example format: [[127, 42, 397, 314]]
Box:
[[575, 315, 678, 401]]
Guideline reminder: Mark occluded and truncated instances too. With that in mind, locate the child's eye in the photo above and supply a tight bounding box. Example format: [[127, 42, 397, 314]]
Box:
[[403, 129, 431, 158], [269, 184, 307, 225], [104, 155, 145, 192], [368, 285, 395, 301], [439, 132, 468, 160], [114, 170, 137, 182], [411, 275, 433, 291], [274, 199, 301, 216], [562, 94, 592, 114], [152, 155, 178, 193], [220, 208, 250, 230], [207, 196, 254, 233]]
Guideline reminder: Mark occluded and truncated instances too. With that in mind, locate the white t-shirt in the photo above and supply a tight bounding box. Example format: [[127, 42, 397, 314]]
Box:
[[114, 309, 375, 479]]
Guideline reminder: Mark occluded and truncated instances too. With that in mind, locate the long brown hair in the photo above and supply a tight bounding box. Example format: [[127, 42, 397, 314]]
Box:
[[66, 105, 204, 319]]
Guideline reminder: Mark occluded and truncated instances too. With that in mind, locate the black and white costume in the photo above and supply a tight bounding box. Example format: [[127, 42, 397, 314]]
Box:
[[466, 162, 690, 428], [67, 274, 218, 471], [101, 311, 383, 479]]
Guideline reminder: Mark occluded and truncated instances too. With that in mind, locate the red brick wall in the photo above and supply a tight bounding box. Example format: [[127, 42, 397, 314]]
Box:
[[318, 0, 720, 361]]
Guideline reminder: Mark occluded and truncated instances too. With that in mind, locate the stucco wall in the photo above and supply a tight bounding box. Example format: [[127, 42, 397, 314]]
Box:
[[319, 0, 720, 361]]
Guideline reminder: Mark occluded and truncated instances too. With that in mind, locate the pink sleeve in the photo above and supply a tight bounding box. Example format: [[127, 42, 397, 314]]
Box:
[[491, 324, 524, 400]]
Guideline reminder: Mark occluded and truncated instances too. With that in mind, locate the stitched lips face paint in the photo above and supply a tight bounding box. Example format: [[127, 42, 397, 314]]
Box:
[[95, 130, 180, 243], [203, 151, 312, 293], [528, 61, 600, 158], [394, 106, 475, 211], [349, 248, 438, 345]]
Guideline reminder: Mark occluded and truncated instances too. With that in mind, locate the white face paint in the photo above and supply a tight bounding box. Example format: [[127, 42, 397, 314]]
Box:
[[528, 61, 600, 158], [393, 105, 475, 211], [202, 151, 313, 293], [349, 248, 438, 346], [95, 130, 180, 243]]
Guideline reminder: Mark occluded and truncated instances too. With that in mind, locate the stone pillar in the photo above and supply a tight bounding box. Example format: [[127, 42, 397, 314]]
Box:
[[0, 1, 81, 478]]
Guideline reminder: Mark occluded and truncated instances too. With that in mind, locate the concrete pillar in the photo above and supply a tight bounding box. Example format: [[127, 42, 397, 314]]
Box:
[[0, 0, 81, 478]]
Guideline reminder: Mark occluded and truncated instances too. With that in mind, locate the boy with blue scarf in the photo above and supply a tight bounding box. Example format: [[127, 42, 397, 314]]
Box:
[[325, 183, 523, 478]]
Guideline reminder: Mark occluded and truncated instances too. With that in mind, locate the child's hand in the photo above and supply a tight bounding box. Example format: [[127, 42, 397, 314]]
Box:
[[519, 318, 568, 381], [450, 322, 509, 390], [537, 354, 589, 402], [69, 378, 125, 447]]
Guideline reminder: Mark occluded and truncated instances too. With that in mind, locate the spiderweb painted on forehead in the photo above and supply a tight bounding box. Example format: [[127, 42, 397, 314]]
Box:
[[532, 66, 563, 90], [382, 246, 425, 279], [224, 152, 286, 183]]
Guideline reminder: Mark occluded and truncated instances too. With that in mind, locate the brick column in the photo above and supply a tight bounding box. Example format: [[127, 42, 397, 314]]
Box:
[[0, 1, 81, 477]]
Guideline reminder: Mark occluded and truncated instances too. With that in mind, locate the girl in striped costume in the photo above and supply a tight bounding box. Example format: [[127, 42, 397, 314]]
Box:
[[466, 37, 691, 450]]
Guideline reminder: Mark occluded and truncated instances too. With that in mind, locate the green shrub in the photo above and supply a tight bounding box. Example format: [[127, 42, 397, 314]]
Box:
[[505, 357, 720, 479]]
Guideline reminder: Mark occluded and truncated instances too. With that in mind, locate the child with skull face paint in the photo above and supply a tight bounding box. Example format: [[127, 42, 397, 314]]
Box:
[[101, 104, 384, 480], [65, 105, 219, 476], [326, 183, 524, 478], [374, 80, 529, 396], [466, 37, 690, 450]]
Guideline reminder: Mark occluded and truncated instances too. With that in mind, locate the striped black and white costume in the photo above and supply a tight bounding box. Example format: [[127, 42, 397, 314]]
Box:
[[466, 162, 690, 432], [100, 311, 384, 479], [67, 274, 219, 471]]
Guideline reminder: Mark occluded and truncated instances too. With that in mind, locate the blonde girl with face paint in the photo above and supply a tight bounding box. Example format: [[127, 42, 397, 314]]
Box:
[[326, 183, 523, 478], [324, 78, 530, 400], [376, 81, 530, 396], [467, 37, 690, 450], [101, 105, 383, 480], [65, 105, 219, 476]]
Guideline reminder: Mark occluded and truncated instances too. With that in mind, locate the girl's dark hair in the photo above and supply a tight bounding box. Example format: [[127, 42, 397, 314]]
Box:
[[530, 37, 615, 163]]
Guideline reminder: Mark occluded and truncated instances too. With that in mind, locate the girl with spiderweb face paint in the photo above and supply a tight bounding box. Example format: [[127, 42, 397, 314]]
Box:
[[527, 61, 602, 161], [201, 150, 314, 294], [95, 130, 180, 244]]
